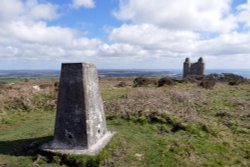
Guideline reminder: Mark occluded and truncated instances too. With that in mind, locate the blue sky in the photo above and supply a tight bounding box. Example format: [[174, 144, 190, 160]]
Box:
[[232, 0, 247, 9], [47, 0, 122, 40], [0, 0, 250, 69]]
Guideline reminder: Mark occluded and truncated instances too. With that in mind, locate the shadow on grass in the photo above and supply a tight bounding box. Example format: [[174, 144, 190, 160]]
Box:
[[0, 136, 53, 156]]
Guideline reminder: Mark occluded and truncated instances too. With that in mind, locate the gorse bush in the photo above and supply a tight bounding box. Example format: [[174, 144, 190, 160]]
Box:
[[183, 75, 204, 83], [115, 81, 127, 87], [206, 73, 248, 85], [133, 77, 157, 87], [223, 73, 247, 85], [54, 81, 59, 92], [199, 80, 216, 89], [158, 77, 176, 87], [0, 83, 6, 90]]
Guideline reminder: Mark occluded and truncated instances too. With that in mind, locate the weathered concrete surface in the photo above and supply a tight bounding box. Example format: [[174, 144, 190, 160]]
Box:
[[42, 131, 113, 155], [41, 63, 114, 155]]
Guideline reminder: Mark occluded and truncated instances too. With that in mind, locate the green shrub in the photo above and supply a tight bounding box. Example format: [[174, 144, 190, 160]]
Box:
[[158, 77, 175, 87], [183, 75, 204, 83], [54, 81, 59, 92], [133, 77, 157, 87], [199, 80, 216, 89], [223, 73, 247, 85], [206, 73, 247, 85], [115, 81, 127, 87], [24, 78, 30, 82]]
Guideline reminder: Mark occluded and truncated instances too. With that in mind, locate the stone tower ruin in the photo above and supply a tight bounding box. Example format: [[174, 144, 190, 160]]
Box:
[[183, 57, 205, 78]]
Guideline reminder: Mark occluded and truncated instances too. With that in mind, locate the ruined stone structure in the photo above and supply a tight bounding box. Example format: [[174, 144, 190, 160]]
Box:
[[41, 63, 114, 155], [183, 57, 205, 78]]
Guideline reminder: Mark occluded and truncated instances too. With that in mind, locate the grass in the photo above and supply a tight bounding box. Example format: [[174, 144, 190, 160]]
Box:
[[0, 78, 250, 166]]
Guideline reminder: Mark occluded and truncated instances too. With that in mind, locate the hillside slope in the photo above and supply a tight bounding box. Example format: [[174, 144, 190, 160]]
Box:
[[0, 78, 249, 166]]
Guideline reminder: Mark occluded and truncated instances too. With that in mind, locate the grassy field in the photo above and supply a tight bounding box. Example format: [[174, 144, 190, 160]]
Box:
[[0, 78, 249, 166]]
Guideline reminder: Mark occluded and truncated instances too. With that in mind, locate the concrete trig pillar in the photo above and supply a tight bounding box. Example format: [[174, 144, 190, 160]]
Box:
[[41, 63, 114, 155]]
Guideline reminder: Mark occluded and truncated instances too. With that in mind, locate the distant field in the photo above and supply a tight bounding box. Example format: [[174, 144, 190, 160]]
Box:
[[0, 77, 249, 166], [0, 69, 249, 79]]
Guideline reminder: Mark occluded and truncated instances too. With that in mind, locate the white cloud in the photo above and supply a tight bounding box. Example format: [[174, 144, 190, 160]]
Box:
[[109, 24, 199, 52], [0, 0, 101, 66], [237, 0, 250, 28], [106, 23, 250, 68], [114, 0, 236, 33], [197, 32, 250, 55], [0, 0, 250, 69], [26, 0, 59, 20], [0, 0, 59, 22], [3, 21, 75, 46], [72, 0, 95, 9], [99, 43, 145, 57], [105, 0, 250, 69], [0, 0, 24, 21]]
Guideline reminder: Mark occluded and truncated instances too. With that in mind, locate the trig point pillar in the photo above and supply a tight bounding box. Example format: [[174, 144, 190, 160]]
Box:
[[41, 63, 114, 155]]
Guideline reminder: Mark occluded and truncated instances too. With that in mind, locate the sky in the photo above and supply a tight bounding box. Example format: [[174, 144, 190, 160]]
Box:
[[0, 0, 250, 69]]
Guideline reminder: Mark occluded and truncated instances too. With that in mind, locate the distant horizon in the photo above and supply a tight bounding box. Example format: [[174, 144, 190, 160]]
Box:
[[0, 68, 249, 79], [0, 68, 250, 71]]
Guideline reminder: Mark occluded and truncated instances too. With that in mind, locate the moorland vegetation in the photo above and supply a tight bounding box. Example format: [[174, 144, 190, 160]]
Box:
[[0, 74, 249, 166]]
